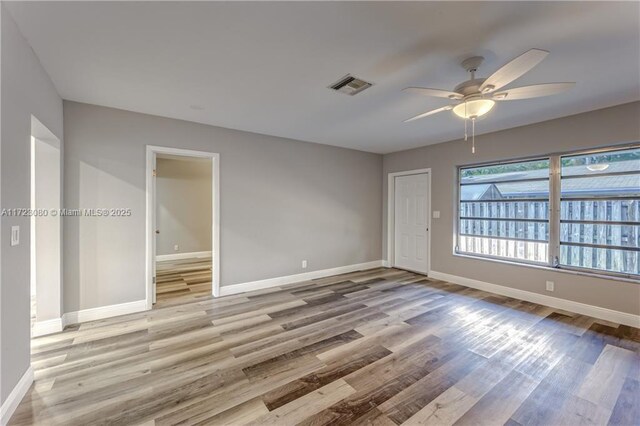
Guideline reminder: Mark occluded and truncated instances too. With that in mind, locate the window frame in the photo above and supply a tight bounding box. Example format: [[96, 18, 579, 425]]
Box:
[[455, 142, 640, 281]]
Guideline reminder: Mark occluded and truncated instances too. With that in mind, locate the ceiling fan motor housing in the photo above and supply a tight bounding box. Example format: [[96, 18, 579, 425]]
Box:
[[454, 78, 487, 97]]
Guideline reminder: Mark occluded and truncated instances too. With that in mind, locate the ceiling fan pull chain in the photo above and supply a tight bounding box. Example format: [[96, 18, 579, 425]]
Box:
[[464, 102, 468, 141], [464, 117, 468, 141], [471, 117, 476, 154]]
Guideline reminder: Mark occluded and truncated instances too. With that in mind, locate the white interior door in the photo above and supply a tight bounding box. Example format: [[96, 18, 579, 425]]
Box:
[[394, 173, 429, 274]]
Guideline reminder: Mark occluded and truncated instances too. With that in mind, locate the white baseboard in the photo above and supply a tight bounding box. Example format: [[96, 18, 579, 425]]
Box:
[[62, 299, 147, 326], [0, 366, 33, 426], [31, 317, 63, 337], [220, 260, 385, 296], [429, 270, 640, 328], [156, 251, 212, 262]]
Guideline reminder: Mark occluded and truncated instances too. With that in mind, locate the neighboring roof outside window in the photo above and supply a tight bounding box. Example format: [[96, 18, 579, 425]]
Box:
[[461, 159, 639, 200]]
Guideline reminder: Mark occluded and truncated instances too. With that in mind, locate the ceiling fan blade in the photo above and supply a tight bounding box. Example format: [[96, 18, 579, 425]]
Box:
[[480, 49, 549, 93], [403, 87, 463, 100], [404, 105, 454, 122], [492, 82, 575, 100]]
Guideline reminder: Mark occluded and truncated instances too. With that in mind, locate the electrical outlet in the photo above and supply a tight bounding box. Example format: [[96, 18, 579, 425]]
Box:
[[432, 211, 440, 219], [546, 281, 555, 292], [11, 226, 19, 246], [174, 244, 179, 251], [302, 260, 308, 269]]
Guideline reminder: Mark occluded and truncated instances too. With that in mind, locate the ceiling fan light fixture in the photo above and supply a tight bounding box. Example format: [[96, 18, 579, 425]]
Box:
[[452, 99, 495, 119]]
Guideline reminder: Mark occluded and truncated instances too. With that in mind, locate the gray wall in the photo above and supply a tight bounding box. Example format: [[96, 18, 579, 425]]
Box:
[[156, 157, 212, 256], [63, 101, 382, 312], [383, 102, 640, 315], [1, 5, 64, 405]]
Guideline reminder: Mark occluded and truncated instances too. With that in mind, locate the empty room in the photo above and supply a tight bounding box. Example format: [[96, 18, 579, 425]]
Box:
[[0, 2, 638, 425]]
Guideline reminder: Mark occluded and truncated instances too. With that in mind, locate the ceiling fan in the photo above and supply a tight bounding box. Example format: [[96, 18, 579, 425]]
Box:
[[403, 49, 575, 153]]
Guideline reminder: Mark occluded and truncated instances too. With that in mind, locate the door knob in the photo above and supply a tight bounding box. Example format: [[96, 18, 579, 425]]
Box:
[[155, 230, 160, 234]]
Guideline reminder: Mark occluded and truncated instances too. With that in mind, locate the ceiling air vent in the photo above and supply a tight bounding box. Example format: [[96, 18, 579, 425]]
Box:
[[328, 74, 373, 96]]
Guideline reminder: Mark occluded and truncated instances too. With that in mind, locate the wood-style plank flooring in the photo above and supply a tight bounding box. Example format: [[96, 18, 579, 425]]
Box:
[[11, 265, 640, 425], [155, 257, 213, 307]]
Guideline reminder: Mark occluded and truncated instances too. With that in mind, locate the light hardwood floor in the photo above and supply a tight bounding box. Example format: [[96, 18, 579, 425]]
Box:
[[155, 257, 213, 307], [11, 265, 639, 425]]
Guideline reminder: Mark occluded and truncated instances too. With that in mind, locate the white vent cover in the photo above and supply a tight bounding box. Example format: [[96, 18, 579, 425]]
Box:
[[329, 74, 372, 95]]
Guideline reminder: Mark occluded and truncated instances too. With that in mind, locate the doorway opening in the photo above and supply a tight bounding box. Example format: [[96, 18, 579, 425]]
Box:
[[387, 169, 431, 275], [145, 146, 220, 309], [30, 116, 63, 336]]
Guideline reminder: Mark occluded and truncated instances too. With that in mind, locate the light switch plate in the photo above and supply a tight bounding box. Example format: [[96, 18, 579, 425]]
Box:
[[432, 211, 440, 219], [11, 226, 20, 246]]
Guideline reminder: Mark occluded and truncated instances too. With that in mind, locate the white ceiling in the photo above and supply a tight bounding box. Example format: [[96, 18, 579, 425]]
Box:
[[6, 1, 640, 154]]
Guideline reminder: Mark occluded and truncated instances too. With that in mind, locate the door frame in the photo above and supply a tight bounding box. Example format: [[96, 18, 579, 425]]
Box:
[[30, 116, 63, 336], [145, 145, 220, 309], [387, 168, 432, 275]]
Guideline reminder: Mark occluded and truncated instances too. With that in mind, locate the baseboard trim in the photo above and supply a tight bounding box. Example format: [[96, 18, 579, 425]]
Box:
[[220, 260, 385, 296], [62, 299, 148, 326], [156, 251, 212, 262], [0, 366, 33, 425], [429, 270, 640, 328], [31, 317, 63, 337]]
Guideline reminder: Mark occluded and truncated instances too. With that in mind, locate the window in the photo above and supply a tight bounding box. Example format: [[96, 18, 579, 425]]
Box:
[[458, 159, 550, 264], [559, 148, 639, 275], [457, 144, 640, 279]]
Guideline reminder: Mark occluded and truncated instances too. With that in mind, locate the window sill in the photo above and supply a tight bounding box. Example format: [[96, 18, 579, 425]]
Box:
[[452, 252, 640, 285]]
